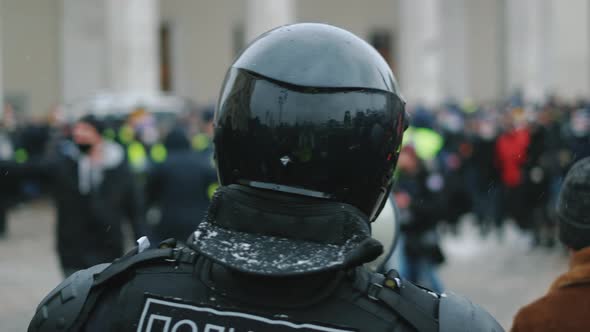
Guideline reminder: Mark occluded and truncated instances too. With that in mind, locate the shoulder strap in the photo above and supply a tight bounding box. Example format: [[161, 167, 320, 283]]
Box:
[[72, 246, 198, 331], [28, 263, 109, 332], [93, 237, 199, 286], [29, 243, 198, 332], [354, 268, 439, 332], [92, 248, 176, 286]]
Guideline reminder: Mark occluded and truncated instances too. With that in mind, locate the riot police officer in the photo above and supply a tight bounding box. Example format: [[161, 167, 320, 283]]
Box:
[[28, 23, 503, 332]]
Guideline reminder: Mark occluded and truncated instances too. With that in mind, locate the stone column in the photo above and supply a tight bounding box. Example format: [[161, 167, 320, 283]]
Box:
[[105, 0, 159, 94], [62, 0, 159, 104], [549, 0, 590, 100], [440, 0, 468, 103], [245, 0, 295, 43], [505, 0, 553, 103], [62, 0, 108, 103], [399, 0, 506, 104], [507, 0, 590, 102], [464, 0, 504, 102], [397, 0, 442, 106]]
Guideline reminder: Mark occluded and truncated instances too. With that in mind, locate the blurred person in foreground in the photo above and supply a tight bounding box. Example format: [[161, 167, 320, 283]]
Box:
[[146, 125, 217, 244], [511, 157, 590, 332], [1, 115, 146, 277], [28, 23, 501, 332]]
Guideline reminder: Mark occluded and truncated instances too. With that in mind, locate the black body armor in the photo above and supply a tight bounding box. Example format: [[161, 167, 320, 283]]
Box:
[[28, 244, 501, 332]]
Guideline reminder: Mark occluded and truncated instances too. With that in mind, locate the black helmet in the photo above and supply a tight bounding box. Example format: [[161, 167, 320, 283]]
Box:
[[215, 23, 406, 220]]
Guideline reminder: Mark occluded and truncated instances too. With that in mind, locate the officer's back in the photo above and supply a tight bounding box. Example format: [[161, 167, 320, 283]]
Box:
[[28, 23, 502, 332], [31, 186, 499, 331]]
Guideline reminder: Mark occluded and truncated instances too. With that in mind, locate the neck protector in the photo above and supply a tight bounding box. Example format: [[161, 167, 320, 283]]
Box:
[[188, 185, 383, 276]]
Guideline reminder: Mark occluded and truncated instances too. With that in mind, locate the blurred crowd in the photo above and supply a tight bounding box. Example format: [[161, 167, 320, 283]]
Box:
[[1, 94, 589, 281], [392, 95, 590, 290], [0, 98, 217, 276]]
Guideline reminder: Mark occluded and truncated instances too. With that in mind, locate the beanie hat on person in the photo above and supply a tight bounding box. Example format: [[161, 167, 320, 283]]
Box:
[[557, 157, 590, 250]]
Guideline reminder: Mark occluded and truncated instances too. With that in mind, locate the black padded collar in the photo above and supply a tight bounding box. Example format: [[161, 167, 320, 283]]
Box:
[[188, 185, 383, 276]]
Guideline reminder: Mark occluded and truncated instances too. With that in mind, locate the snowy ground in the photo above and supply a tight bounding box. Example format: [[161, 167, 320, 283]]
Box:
[[0, 201, 62, 332], [0, 201, 569, 331], [439, 218, 568, 329]]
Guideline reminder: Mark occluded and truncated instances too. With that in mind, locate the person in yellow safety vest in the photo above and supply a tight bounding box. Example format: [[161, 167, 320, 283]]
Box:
[[149, 143, 167, 164], [191, 133, 211, 152], [13, 148, 29, 164], [193, 108, 218, 196], [191, 132, 217, 197], [118, 124, 135, 146], [127, 140, 148, 173], [193, 108, 215, 153], [401, 126, 444, 162], [103, 128, 117, 142], [199, 136, 218, 198], [119, 116, 160, 172], [117, 123, 143, 171], [127, 141, 168, 172]]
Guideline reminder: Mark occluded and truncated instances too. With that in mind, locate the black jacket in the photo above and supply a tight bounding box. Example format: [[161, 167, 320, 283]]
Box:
[[1, 141, 145, 269], [394, 166, 445, 263], [31, 250, 502, 332], [28, 185, 503, 332], [146, 129, 217, 243], [470, 136, 498, 192]]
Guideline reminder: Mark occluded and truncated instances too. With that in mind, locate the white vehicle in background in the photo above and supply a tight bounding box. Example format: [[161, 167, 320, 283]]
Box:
[[63, 92, 195, 132], [60, 92, 199, 174]]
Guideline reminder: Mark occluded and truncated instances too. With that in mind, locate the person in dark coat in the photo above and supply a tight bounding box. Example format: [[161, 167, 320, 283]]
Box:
[[394, 146, 446, 292], [437, 106, 472, 229], [146, 126, 217, 244], [522, 111, 557, 247], [1, 115, 146, 277], [463, 114, 500, 234], [511, 157, 590, 332], [563, 108, 590, 164]]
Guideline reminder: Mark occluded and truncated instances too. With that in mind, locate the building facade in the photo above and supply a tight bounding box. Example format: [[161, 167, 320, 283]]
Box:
[[1, 0, 589, 116]]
